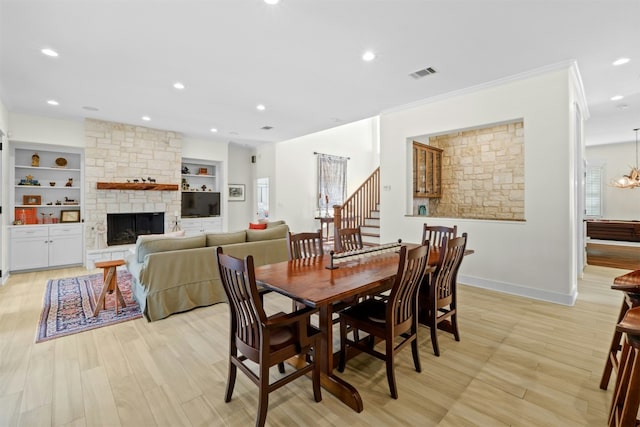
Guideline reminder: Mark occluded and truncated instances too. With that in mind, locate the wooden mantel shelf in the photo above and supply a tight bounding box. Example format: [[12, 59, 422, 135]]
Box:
[[97, 182, 179, 191]]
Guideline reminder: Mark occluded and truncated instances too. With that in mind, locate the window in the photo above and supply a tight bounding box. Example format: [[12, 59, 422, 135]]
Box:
[[317, 153, 348, 214], [585, 164, 603, 217]]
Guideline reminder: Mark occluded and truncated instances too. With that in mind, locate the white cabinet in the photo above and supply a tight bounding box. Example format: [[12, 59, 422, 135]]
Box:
[[181, 217, 223, 236], [10, 224, 84, 271]]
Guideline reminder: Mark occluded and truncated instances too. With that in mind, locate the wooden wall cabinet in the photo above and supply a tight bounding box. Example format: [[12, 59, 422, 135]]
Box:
[[413, 141, 443, 198]]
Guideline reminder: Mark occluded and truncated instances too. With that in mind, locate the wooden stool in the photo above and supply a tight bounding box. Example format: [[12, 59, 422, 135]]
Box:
[[93, 259, 127, 316], [601, 270, 640, 390], [609, 306, 640, 427]]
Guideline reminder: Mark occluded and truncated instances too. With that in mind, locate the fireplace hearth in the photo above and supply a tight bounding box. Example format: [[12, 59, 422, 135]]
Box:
[[107, 212, 164, 246]]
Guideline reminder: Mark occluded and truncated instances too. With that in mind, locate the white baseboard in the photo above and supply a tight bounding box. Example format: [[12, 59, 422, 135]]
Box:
[[458, 274, 578, 306]]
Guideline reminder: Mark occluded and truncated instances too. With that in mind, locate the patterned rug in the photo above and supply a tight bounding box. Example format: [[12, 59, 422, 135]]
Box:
[[36, 270, 142, 342]]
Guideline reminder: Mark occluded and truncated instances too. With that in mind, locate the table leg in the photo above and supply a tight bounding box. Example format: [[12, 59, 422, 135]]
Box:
[[317, 304, 364, 412]]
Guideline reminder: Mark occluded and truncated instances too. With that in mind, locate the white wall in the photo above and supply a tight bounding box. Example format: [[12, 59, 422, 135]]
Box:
[[8, 113, 84, 147], [258, 117, 380, 234], [227, 144, 254, 231], [380, 67, 580, 305], [586, 142, 640, 220], [0, 99, 9, 281]]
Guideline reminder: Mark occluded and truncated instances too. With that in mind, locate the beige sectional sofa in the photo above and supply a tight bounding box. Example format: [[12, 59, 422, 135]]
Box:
[[125, 221, 289, 321]]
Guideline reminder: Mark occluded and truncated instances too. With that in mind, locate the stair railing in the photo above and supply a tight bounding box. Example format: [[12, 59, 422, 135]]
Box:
[[333, 167, 380, 245]]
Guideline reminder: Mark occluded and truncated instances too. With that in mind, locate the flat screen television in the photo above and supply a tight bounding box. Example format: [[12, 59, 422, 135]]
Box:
[[181, 192, 220, 217]]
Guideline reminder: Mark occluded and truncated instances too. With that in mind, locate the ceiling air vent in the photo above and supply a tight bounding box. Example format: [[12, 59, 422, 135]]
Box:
[[409, 67, 437, 79], [261, 126, 273, 130]]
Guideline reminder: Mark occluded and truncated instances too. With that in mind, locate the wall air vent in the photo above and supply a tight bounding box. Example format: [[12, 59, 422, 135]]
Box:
[[261, 126, 273, 130], [409, 67, 437, 79]]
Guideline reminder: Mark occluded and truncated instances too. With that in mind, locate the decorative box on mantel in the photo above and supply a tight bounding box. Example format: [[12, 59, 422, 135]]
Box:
[[96, 182, 179, 191]]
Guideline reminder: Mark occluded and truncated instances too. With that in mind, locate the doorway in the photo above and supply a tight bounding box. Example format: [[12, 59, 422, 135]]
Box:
[[256, 177, 269, 220]]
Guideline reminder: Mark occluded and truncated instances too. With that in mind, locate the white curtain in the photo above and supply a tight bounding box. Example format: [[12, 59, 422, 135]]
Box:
[[317, 153, 348, 211]]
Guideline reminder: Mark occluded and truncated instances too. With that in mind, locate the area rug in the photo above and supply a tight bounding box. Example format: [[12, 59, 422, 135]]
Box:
[[36, 270, 142, 342]]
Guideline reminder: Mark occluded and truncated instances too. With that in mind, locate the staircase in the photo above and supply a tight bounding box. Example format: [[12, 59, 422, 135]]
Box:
[[333, 167, 380, 249]]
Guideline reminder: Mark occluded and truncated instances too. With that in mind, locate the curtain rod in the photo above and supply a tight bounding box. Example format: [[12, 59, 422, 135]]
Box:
[[314, 151, 350, 160]]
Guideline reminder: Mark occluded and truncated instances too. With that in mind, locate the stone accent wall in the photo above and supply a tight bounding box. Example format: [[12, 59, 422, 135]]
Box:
[[84, 119, 182, 249], [424, 120, 524, 220]]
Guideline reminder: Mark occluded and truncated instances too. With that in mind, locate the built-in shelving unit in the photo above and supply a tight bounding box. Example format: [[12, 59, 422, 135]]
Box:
[[10, 143, 85, 271]]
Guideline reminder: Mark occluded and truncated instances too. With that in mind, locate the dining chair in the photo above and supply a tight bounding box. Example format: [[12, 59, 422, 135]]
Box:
[[287, 230, 324, 260], [419, 232, 468, 357], [336, 226, 364, 252], [337, 244, 431, 399], [421, 223, 457, 249], [216, 247, 322, 427]]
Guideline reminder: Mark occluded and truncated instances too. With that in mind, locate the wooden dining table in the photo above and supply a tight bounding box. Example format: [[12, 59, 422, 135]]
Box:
[[254, 243, 443, 412]]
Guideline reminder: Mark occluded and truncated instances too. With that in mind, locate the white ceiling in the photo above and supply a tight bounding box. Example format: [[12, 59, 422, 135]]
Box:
[[1, 0, 638, 147]]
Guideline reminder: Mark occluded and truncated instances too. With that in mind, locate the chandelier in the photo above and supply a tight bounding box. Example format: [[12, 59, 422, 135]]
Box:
[[611, 128, 640, 189]]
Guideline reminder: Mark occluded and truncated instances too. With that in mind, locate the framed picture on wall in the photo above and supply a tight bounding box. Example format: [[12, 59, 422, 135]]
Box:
[[228, 184, 245, 202]]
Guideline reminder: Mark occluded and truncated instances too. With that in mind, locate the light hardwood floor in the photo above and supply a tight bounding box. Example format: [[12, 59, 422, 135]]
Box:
[[0, 265, 630, 426]]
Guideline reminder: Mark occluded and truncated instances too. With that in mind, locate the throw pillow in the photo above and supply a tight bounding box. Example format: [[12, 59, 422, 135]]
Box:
[[249, 223, 267, 230]]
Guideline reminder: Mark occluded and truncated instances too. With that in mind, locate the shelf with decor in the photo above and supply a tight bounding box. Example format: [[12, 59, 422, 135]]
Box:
[[180, 158, 223, 223]]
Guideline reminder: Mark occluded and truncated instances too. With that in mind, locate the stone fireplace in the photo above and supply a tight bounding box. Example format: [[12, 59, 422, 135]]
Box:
[[84, 119, 182, 249]]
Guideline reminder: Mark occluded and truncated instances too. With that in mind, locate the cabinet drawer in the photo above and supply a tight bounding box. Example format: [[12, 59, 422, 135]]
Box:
[[49, 224, 83, 237], [10, 227, 49, 239]]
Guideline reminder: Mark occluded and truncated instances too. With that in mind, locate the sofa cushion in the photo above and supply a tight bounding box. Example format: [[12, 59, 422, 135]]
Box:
[[137, 230, 186, 242], [137, 234, 206, 263], [265, 220, 286, 228], [246, 224, 289, 242], [206, 230, 247, 247], [249, 222, 267, 230]]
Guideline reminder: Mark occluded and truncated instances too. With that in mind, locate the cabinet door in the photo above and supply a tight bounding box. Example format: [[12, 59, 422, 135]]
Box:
[[49, 225, 83, 266], [180, 218, 203, 236], [201, 217, 222, 233], [11, 236, 49, 270], [49, 234, 83, 266]]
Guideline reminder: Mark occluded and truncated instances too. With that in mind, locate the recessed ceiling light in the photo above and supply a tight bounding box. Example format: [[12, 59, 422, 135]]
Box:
[[613, 58, 630, 66], [142, 116, 151, 121], [47, 100, 59, 106], [362, 51, 376, 61], [173, 82, 185, 90], [264, 0, 280, 4], [82, 106, 99, 111], [611, 95, 624, 101], [210, 128, 218, 133], [617, 104, 629, 110], [256, 104, 266, 111], [41, 48, 58, 57]]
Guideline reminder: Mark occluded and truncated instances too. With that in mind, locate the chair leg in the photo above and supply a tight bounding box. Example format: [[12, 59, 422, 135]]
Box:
[[385, 339, 398, 399], [311, 341, 322, 402], [452, 311, 460, 342], [411, 333, 421, 373], [338, 319, 347, 373], [225, 358, 237, 402], [257, 363, 270, 427], [430, 314, 440, 357], [277, 362, 285, 373]]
